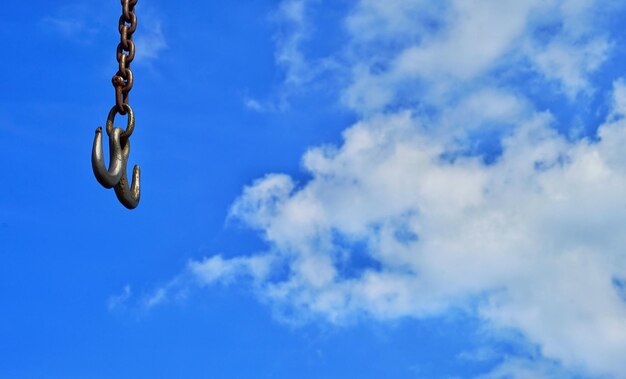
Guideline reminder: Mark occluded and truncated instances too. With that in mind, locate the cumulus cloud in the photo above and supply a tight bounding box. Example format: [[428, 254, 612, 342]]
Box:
[[149, 0, 626, 377], [192, 79, 626, 378]]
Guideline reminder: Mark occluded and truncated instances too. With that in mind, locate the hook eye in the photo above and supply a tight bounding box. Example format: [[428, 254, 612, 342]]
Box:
[[92, 127, 125, 188], [106, 104, 134, 140]]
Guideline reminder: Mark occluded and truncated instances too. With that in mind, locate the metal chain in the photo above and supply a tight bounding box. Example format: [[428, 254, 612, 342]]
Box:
[[91, 0, 141, 210], [113, 0, 138, 116]]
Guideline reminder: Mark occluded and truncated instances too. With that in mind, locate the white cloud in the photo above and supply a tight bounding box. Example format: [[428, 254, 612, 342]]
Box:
[[346, 0, 439, 43], [149, 0, 626, 377], [241, 0, 319, 112], [342, 0, 616, 114], [43, 3, 104, 43], [244, 98, 270, 113], [108, 285, 132, 311], [274, 0, 313, 86], [530, 38, 610, 98], [477, 357, 576, 379], [243, 96, 289, 114], [44, 2, 167, 66], [190, 255, 274, 287], [197, 81, 626, 377], [134, 8, 168, 65], [392, 0, 539, 80]]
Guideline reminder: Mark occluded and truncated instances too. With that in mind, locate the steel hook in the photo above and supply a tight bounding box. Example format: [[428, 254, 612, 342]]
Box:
[[114, 138, 141, 209], [92, 104, 140, 209], [92, 127, 125, 188]]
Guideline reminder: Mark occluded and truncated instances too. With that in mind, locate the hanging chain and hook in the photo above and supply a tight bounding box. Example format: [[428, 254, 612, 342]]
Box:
[[92, 0, 141, 209]]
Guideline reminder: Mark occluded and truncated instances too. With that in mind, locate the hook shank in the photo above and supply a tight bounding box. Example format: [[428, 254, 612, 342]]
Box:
[[92, 127, 125, 188]]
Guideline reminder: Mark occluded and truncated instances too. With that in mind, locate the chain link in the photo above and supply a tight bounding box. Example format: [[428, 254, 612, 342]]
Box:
[[112, 0, 138, 115]]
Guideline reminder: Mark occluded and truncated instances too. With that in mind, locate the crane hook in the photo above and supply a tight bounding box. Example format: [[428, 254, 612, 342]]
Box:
[[114, 138, 141, 209], [92, 127, 125, 188], [92, 104, 141, 209]]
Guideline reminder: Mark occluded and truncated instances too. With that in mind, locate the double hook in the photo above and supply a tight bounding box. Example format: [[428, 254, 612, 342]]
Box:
[[92, 104, 141, 209]]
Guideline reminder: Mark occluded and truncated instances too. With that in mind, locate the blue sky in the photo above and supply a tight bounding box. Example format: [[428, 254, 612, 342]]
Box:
[[3, 0, 626, 378]]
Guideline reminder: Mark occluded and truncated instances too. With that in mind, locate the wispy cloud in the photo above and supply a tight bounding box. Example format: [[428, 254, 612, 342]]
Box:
[[107, 285, 132, 311], [243, 97, 287, 113], [43, 2, 167, 66], [133, 7, 168, 66], [242, 0, 311, 113], [244, 0, 338, 113], [42, 3, 106, 44], [477, 357, 578, 379], [274, 0, 311, 86]]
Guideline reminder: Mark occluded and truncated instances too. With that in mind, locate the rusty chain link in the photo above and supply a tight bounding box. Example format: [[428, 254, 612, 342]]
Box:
[[113, 0, 138, 115]]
